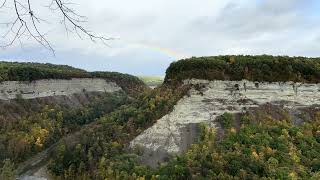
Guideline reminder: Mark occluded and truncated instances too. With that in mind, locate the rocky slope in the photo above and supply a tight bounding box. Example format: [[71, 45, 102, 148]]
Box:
[[0, 78, 124, 123], [0, 62, 148, 121], [130, 79, 320, 167]]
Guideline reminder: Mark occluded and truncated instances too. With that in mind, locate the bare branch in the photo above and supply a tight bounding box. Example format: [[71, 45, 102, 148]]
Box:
[[0, 0, 112, 54], [54, 0, 113, 44], [27, 0, 55, 53], [0, 0, 7, 9]]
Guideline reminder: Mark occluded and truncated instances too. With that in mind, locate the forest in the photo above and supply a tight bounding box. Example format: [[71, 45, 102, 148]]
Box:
[[0, 62, 89, 82], [165, 55, 320, 83], [150, 111, 320, 179], [46, 84, 190, 179], [41, 103, 320, 179], [0, 92, 130, 167]]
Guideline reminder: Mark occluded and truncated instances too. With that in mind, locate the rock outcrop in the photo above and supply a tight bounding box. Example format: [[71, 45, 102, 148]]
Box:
[[130, 79, 320, 167], [0, 78, 121, 100]]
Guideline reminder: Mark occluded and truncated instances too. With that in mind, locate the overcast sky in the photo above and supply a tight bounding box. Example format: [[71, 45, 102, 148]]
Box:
[[0, 0, 320, 75]]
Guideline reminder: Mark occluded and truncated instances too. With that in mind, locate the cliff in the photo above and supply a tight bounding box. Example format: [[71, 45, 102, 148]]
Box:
[[132, 55, 320, 167], [0, 78, 121, 100], [0, 61, 148, 96], [131, 79, 320, 167]]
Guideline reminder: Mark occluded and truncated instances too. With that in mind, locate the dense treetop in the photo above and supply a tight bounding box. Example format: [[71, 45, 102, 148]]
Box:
[[0, 62, 89, 81], [46, 99, 320, 179], [0, 61, 147, 95], [165, 55, 320, 83], [0, 92, 130, 167]]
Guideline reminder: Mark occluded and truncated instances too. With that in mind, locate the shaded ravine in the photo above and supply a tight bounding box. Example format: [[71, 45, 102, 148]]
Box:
[[17, 143, 58, 180], [16, 127, 87, 180]]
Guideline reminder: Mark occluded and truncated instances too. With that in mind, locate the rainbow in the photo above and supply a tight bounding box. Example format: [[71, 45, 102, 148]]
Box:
[[116, 39, 189, 59]]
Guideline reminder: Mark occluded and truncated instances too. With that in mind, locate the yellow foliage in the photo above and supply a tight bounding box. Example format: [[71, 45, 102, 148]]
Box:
[[35, 137, 43, 147], [252, 151, 259, 159], [289, 172, 298, 180], [296, 131, 304, 138], [229, 56, 236, 64], [40, 128, 49, 137], [136, 176, 146, 180], [315, 112, 320, 122], [265, 147, 274, 154], [34, 128, 49, 148], [282, 129, 289, 138], [289, 152, 300, 163], [111, 141, 121, 148], [230, 128, 236, 133]]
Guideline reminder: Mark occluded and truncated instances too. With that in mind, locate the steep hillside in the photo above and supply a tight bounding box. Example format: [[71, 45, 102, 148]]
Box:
[[0, 62, 148, 177], [45, 85, 190, 179], [0, 62, 148, 127], [122, 55, 319, 179], [131, 79, 320, 167]]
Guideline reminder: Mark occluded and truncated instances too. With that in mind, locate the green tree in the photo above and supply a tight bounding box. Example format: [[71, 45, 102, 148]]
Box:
[[217, 113, 234, 129], [0, 159, 16, 180]]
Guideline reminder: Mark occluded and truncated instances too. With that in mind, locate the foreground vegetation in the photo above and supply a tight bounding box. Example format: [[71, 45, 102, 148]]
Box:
[[46, 107, 320, 179], [165, 55, 320, 83], [153, 112, 320, 179], [0, 92, 130, 167], [46, 85, 190, 179]]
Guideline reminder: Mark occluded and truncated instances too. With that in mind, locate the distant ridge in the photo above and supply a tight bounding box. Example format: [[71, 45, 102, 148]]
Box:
[[165, 55, 320, 83], [0, 61, 148, 95]]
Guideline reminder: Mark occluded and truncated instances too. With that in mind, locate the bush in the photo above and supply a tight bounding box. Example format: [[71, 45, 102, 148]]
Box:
[[0, 159, 16, 180], [217, 113, 234, 129]]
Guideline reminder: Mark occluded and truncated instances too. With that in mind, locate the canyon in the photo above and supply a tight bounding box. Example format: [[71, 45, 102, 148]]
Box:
[[130, 79, 320, 167]]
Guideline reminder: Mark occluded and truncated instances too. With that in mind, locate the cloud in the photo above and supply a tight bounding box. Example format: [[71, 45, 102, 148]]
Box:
[[177, 0, 319, 55], [1, 0, 320, 75]]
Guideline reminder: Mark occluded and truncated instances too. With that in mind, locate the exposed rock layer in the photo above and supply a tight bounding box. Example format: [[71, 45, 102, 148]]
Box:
[[130, 79, 320, 167], [0, 78, 121, 100]]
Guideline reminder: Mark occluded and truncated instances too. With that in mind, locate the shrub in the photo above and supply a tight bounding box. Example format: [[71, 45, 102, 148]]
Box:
[[217, 113, 234, 129]]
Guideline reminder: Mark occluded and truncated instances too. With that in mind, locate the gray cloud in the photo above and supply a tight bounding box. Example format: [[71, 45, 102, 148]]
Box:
[[0, 0, 320, 75]]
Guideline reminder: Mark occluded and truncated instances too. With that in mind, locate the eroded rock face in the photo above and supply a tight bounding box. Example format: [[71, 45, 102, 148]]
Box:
[[130, 79, 320, 167], [0, 78, 121, 100]]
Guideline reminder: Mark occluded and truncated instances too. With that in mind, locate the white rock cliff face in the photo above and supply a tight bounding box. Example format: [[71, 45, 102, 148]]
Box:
[[130, 79, 320, 166], [0, 78, 121, 100]]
